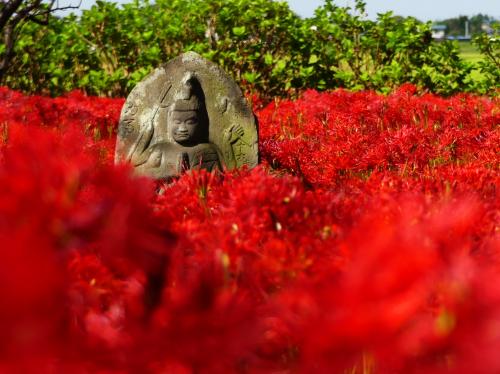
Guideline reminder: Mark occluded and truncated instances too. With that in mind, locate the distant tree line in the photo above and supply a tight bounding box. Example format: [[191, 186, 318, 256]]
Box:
[[435, 14, 498, 37]]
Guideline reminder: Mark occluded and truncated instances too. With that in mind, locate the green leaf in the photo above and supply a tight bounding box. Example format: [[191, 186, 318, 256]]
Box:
[[275, 59, 287, 72], [242, 71, 259, 83], [308, 54, 319, 64], [264, 53, 273, 65], [142, 30, 153, 41], [300, 66, 314, 76], [232, 26, 246, 37]]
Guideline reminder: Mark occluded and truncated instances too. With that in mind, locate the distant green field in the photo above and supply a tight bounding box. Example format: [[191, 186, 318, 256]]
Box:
[[455, 41, 488, 83], [458, 41, 482, 63]]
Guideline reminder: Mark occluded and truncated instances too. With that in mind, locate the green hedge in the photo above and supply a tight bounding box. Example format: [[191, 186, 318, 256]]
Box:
[[2, 0, 498, 97]]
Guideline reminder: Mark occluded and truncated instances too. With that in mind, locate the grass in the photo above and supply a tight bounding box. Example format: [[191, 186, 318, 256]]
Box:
[[457, 41, 482, 63], [455, 41, 488, 83]]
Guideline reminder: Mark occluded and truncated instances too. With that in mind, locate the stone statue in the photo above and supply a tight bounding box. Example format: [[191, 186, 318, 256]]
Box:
[[115, 52, 258, 180]]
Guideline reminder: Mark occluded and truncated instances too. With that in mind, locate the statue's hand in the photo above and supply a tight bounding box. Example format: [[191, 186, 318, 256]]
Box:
[[225, 124, 244, 144]]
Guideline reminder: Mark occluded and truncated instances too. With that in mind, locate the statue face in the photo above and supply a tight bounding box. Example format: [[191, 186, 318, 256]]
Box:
[[170, 110, 204, 145]]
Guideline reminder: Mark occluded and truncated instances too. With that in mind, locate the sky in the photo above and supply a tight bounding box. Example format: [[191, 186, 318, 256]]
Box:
[[287, 0, 499, 21], [63, 0, 500, 21]]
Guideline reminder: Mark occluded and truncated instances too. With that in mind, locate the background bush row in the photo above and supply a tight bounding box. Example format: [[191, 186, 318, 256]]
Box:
[[3, 0, 499, 98]]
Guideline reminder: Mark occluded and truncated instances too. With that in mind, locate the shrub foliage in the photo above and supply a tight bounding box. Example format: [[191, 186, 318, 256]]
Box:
[[2, 0, 497, 97]]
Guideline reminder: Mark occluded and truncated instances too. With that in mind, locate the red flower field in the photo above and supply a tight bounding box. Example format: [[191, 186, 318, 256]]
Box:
[[0, 86, 498, 373]]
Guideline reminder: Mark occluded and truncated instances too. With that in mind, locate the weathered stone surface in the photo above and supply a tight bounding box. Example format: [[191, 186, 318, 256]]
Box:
[[115, 52, 258, 180]]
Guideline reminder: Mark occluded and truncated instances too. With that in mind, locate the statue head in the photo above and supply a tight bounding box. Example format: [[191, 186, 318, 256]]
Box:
[[168, 74, 209, 146]]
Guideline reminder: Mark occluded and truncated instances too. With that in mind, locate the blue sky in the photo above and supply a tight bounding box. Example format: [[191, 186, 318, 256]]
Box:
[[287, 0, 499, 20], [65, 0, 500, 21]]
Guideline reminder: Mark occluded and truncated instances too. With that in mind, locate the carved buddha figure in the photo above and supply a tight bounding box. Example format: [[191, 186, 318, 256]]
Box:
[[116, 52, 258, 179], [129, 74, 241, 180]]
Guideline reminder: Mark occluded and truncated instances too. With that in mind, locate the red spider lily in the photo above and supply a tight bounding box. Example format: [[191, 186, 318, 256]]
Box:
[[0, 86, 498, 373]]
